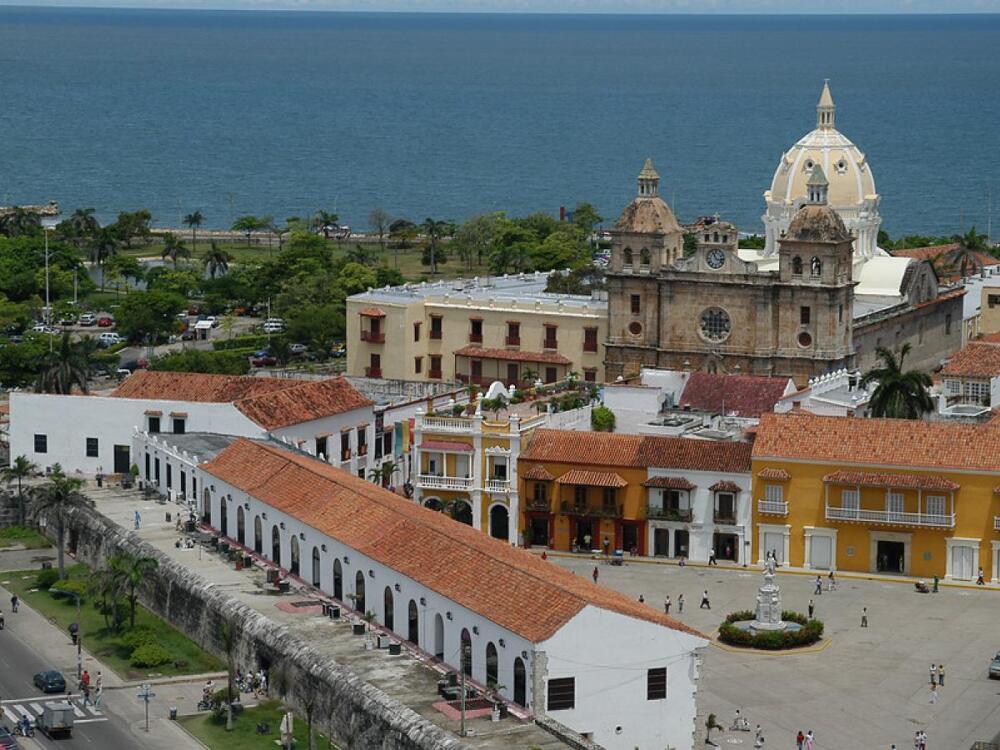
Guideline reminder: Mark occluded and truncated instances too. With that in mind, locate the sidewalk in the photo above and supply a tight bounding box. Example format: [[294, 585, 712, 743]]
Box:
[[0, 555, 209, 750]]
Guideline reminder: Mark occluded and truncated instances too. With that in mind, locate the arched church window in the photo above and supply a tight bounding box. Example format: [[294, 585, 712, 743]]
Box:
[[624, 248, 633, 267], [792, 257, 803, 275], [811, 257, 822, 276], [640, 248, 651, 266]]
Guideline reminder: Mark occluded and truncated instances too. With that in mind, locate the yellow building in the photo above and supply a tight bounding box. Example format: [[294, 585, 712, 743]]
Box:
[[346, 272, 607, 385], [752, 412, 1000, 582]]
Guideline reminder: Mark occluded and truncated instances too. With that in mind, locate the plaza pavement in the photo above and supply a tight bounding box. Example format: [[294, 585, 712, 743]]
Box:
[[547, 552, 1000, 750]]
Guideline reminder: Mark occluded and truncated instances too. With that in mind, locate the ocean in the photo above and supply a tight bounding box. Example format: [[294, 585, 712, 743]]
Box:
[[0, 7, 998, 237]]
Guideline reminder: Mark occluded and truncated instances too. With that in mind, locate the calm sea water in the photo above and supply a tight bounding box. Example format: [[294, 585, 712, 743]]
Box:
[[1, 7, 998, 236]]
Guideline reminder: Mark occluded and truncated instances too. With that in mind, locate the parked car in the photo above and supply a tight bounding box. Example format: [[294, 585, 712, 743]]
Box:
[[31, 324, 58, 335], [249, 350, 277, 367], [990, 652, 1000, 679], [96, 316, 114, 328], [98, 332, 122, 347], [263, 320, 285, 334], [0, 726, 18, 749], [78, 313, 97, 326], [289, 343, 308, 355], [58, 314, 77, 325], [331, 343, 346, 358], [33, 670, 67, 694], [119, 358, 148, 372], [181, 329, 196, 341]]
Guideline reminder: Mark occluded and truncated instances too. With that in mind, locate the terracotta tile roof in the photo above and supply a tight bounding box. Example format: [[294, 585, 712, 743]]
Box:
[[202, 439, 703, 642], [521, 465, 555, 481], [642, 476, 696, 490], [233, 378, 373, 430], [636, 435, 752, 474], [112, 369, 298, 403], [941, 341, 1000, 378], [891, 243, 960, 262], [709, 480, 742, 492], [452, 345, 572, 366], [358, 307, 386, 317], [979, 331, 1000, 344], [558, 469, 628, 488], [823, 470, 960, 492], [679, 372, 792, 417], [522, 429, 645, 467], [757, 468, 791, 480], [112, 371, 372, 430], [419, 440, 474, 452], [754, 412, 1000, 473]]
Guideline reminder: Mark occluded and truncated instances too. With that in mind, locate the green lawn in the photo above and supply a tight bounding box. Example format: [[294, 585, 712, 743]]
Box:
[[2, 564, 223, 680], [0, 526, 52, 549], [178, 699, 337, 750]]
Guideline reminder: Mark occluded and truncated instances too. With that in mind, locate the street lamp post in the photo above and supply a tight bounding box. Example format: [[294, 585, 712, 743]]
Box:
[[41, 216, 60, 352], [51, 587, 82, 680]]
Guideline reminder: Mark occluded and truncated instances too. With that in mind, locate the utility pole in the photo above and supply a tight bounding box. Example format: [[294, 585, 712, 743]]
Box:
[[460, 643, 470, 737], [136, 683, 155, 732]]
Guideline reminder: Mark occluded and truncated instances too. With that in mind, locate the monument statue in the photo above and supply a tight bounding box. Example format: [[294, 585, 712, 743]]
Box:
[[750, 557, 787, 632]]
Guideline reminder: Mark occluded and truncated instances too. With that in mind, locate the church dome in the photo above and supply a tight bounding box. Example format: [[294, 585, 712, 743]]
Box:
[[615, 159, 682, 234], [786, 204, 850, 243]]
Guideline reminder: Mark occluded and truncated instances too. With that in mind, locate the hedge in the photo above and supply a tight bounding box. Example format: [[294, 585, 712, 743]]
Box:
[[130, 643, 173, 667], [718, 610, 824, 650], [213, 334, 271, 352]]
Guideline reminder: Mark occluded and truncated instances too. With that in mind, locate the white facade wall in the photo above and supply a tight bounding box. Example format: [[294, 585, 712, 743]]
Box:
[[539, 605, 704, 750], [9, 392, 263, 475], [645, 468, 752, 564], [270, 405, 382, 480], [131, 431, 206, 507]]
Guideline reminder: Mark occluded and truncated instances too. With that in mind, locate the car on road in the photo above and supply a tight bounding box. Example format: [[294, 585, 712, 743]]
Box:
[[98, 332, 122, 347], [78, 313, 97, 326], [249, 350, 277, 367], [990, 652, 1000, 679], [0, 725, 19, 749], [32, 669, 67, 694], [289, 343, 308, 355], [31, 324, 58, 335], [58, 314, 77, 325], [263, 321, 285, 334], [96, 316, 114, 328]]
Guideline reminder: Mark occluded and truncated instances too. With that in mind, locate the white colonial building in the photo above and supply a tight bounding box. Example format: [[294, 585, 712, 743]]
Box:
[[195, 437, 707, 750]]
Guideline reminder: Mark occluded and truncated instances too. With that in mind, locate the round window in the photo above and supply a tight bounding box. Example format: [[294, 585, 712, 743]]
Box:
[[699, 308, 731, 342], [805, 159, 814, 170], [628, 321, 642, 336], [798, 331, 813, 347]]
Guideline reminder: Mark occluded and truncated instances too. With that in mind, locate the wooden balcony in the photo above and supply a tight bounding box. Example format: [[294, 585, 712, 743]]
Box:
[[994, 516, 1000, 532], [543, 339, 558, 350], [713, 512, 737, 525], [758, 499, 789, 516], [430, 329, 442, 340], [525, 498, 551, 512], [428, 369, 443, 379], [364, 367, 382, 378], [583, 341, 598, 353], [646, 506, 692, 522], [560, 500, 623, 519], [360, 330, 385, 344], [825, 505, 955, 529], [469, 333, 483, 344], [505, 336, 520, 347]]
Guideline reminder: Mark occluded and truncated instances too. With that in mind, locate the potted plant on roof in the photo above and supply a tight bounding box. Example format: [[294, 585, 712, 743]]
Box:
[[486, 680, 507, 721]]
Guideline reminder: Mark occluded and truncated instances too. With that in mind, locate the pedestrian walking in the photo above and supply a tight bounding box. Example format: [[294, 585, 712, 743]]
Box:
[[914, 730, 921, 749], [861, 606, 868, 627], [928, 684, 938, 704], [10, 594, 18, 613], [93, 671, 103, 707], [805, 730, 814, 750], [796, 730, 805, 749], [602, 536, 610, 557], [82, 681, 92, 707], [583, 533, 592, 550], [807, 599, 814, 618], [664, 595, 671, 614], [708, 548, 717, 566], [592, 566, 599, 584], [677, 594, 684, 613], [827, 570, 836, 591], [754, 725, 762, 742], [700, 590, 710, 609], [638, 594, 645, 604], [929, 664, 937, 686], [134, 509, 141, 530], [938, 664, 945, 686], [814, 575, 822, 595], [81, 670, 91, 689], [977, 567, 985, 585]]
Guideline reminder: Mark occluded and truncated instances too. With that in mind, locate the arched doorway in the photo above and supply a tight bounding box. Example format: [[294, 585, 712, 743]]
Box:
[[460, 628, 472, 677], [253, 516, 262, 554], [201, 488, 211, 523], [451, 501, 473, 526], [290, 536, 300, 576], [354, 571, 366, 613], [407, 600, 419, 644], [489, 505, 509, 540], [433, 613, 445, 660], [220, 500, 228, 537], [485, 642, 498, 687], [333, 559, 343, 600], [383, 587, 394, 631], [513, 657, 526, 706], [424, 497, 443, 511], [311, 547, 321, 587], [271, 526, 281, 565], [236, 506, 246, 545]]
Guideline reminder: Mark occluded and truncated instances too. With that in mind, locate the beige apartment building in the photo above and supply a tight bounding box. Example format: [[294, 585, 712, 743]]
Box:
[[346, 273, 608, 385]]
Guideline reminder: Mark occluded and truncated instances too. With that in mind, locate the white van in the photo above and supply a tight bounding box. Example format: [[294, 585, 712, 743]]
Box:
[[98, 332, 122, 346]]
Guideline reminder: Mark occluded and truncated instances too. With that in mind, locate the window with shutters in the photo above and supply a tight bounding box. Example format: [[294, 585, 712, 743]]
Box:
[[647, 668, 667, 700], [547, 677, 575, 711]]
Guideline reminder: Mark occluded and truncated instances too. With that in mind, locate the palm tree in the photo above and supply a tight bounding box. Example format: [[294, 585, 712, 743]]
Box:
[[860, 343, 934, 419], [421, 217, 450, 274], [60, 208, 101, 256], [90, 228, 119, 291], [112, 552, 159, 629], [203, 241, 232, 278], [183, 210, 204, 249], [2, 455, 39, 526], [312, 210, 339, 240], [0, 207, 42, 237], [231, 216, 259, 247], [89, 563, 126, 631], [29, 466, 94, 578], [160, 232, 191, 268], [35, 332, 91, 394]]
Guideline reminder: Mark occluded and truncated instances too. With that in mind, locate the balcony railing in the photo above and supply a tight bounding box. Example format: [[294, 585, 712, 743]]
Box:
[[430, 329, 442, 340], [825, 505, 955, 528], [456, 374, 488, 386], [994, 516, 1000, 532], [428, 369, 443, 379], [646, 506, 692, 522], [421, 416, 473, 432], [469, 333, 483, 343], [583, 341, 598, 353], [486, 478, 511, 493], [525, 498, 551, 512], [360, 330, 385, 343], [714, 512, 737, 525], [505, 336, 520, 347], [543, 339, 558, 350], [758, 499, 789, 516], [560, 500, 623, 519], [364, 367, 382, 378], [418, 474, 474, 491], [358, 444, 368, 457]]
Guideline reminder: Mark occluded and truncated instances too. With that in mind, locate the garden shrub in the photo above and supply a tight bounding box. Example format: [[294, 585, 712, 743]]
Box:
[[718, 611, 824, 650], [130, 643, 173, 667], [121, 626, 158, 650], [50, 578, 88, 599], [36, 568, 60, 590]]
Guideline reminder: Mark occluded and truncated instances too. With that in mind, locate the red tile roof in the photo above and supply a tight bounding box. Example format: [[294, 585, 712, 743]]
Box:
[[420, 440, 474, 452], [558, 470, 629, 488], [679, 372, 792, 417], [112, 370, 372, 430], [453, 345, 572, 366], [754, 412, 1000, 473], [521, 465, 555, 481], [202, 439, 703, 642], [709, 480, 742, 492], [636, 435, 753, 474], [823, 470, 959, 492], [358, 307, 386, 317], [941, 341, 1000, 378], [642, 476, 696, 490], [757, 468, 791, 481]]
